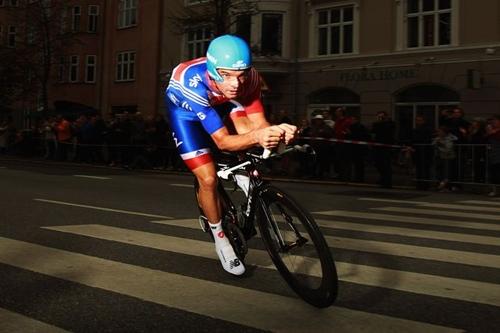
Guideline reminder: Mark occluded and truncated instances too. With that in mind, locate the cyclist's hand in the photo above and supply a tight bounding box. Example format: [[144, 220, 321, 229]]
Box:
[[277, 123, 298, 144], [254, 125, 285, 149]]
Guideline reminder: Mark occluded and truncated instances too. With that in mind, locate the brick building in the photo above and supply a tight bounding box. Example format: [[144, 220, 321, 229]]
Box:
[[2, 0, 500, 140]]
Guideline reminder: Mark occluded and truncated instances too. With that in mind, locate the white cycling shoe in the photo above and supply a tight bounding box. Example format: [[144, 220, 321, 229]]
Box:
[[211, 222, 245, 276], [215, 243, 246, 276]]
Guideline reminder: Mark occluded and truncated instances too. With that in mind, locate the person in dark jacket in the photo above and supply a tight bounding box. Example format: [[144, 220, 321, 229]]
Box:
[[411, 115, 434, 190], [346, 116, 370, 182], [371, 111, 396, 188]]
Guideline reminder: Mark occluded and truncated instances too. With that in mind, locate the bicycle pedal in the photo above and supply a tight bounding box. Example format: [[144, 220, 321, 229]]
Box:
[[198, 215, 209, 233]]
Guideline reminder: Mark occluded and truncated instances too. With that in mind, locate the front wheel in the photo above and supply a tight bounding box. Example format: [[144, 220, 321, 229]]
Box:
[[256, 185, 338, 308]]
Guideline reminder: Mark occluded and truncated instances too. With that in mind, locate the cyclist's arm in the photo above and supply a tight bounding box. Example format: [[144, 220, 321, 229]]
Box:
[[211, 125, 283, 151]]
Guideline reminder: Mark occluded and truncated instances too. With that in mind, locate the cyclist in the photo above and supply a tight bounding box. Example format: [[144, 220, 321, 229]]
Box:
[[164, 35, 297, 275]]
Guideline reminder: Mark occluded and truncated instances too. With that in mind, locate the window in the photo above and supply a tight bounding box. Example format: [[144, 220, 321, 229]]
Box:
[[72, 6, 81, 32], [406, 0, 452, 48], [186, 27, 211, 58], [59, 6, 68, 33], [85, 55, 96, 83], [88, 5, 99, 33], [116, 51, 135, 81], [260, 13, 283, 56], [118, 0, 137, 28], [10, 0, 18, 7], [57, 56, 66, 82], [395, 85, 459, 142], [235, 14, 251, 44], [316, 6, 354, 56], [7, 26, 16, 48], [69, 55, 79, 82]]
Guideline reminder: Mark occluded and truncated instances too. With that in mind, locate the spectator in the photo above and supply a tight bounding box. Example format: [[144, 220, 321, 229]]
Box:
[[0, 119, 9, 154], [448, 107, 470, 185], [485, 115, 500, 196], [333, 107, 353, 181], [54, 114, 72, 161], [433, 126, 457, 192], [439, 109, 452, 127], [371, 111, 396, 188], [294, 117, 314, 178], [411, 115, 434, 190], [468, 118, 488, 183], [41, 117, 57, 159], [322, 110, 335, 129], [346, 116, 370, 182], [309, 114, 334, 179]]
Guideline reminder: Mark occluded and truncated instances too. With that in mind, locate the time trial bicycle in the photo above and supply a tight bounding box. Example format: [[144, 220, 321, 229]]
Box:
[[194, 146, 338, 308]]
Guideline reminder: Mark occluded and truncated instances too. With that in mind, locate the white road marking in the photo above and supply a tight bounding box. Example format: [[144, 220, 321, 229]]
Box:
[[312, 210, 500, 231], [40, 225, 500, 307], [324, 220, 500, 246], [73, 175, 111, 180], [170, 183, 237, 191], [34, 199, 172, 219], [358, 198, 429, 205], [169, 183, 193, 188], [459, 200, 500, 206], [152, 218, 500, 269], [0, 236, 462, 333], [0, 308, 69, 333], [359, 198, 500, 213], [374, 207, 500, 221]]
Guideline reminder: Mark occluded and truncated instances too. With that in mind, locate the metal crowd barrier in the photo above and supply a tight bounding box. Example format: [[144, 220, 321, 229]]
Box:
[[412, 143, 496, 186]]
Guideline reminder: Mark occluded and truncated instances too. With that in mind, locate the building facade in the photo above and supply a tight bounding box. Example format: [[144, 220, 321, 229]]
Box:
[[2, 0, 500, 140], [161, 0, 500, 141], [0, 0, 163, 125]]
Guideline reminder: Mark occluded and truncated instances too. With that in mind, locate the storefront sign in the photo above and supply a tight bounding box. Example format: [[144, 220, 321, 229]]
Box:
[[339, 69, 417, 82]]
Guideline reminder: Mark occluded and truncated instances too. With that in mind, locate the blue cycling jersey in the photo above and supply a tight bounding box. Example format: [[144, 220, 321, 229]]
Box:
[[164, 57, 263, 170]]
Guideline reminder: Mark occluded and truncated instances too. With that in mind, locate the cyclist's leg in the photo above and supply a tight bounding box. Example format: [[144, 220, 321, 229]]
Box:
[[192, 162, 221, 225], [166, 103, 245, 275]]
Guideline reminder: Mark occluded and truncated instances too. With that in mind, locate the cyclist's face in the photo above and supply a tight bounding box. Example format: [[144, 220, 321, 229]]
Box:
[[215, 69, 248, 99]]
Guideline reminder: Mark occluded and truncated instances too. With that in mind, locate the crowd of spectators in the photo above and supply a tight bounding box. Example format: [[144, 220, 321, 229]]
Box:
[[1, 112, 185, 171], [1, 107, 499, 196]]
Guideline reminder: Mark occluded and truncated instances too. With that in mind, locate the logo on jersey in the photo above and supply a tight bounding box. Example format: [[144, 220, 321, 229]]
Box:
[[181, 101, 193, 111], [232, 60, 247, 69], [196, 112, 206, 120], [172, 132, 183, 148], [168, 93, 179, 105], [217, 231, 225, 239], [189, 73, 203, 88], [206, 52, 217, 65]]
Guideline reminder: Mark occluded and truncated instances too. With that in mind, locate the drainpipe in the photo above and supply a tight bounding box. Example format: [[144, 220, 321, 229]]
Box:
[[291, 0, 301, 120], [98, 0, 107, 118]]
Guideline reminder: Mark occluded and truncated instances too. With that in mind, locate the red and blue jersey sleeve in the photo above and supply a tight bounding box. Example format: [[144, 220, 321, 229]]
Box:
[[166, 58, 225, 135]]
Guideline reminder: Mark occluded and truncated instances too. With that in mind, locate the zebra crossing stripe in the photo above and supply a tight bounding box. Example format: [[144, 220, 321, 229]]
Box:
[[459, 200, 500, 206], [34, 199, 172, 219], [0, 308, 69, 333], [40, 225, 500, 307], [151, 218, 500, 269], [374, 207, 500, 221], [316, 219, 500, 246], [312, 210, 500, 232], [0, 237, 462, 333], [358, 198, 500, 213]]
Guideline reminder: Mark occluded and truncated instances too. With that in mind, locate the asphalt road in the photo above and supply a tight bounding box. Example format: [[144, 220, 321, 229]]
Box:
[[0, 157, 499, 332]]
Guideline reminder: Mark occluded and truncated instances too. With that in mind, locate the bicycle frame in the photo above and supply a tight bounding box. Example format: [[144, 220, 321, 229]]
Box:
[[216, 152, 305, 251]]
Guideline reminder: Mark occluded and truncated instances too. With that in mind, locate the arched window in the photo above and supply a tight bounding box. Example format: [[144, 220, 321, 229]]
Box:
[[395, 84, 459, 142], [307, 87, 360, 119]]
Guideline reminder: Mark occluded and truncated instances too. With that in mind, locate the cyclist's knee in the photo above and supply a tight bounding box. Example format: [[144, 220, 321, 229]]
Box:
[[197, 173, 218, 190]]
